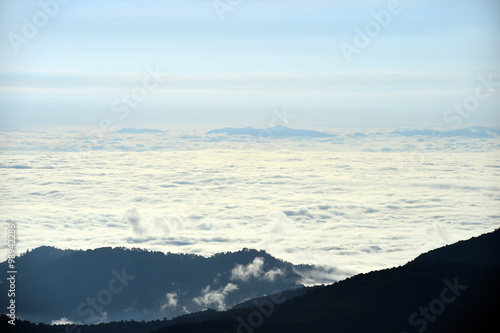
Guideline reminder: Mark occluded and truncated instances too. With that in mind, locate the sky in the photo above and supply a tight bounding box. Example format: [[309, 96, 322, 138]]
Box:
[[0, 0, 499, 286], [0, 0, 499, 129]]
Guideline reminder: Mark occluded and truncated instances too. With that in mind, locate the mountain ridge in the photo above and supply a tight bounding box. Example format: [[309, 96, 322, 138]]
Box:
[[2, 229, 499, 332], [0, 247, 309, 324]]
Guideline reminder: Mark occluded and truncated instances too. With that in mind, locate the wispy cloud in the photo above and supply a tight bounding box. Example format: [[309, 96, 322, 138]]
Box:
[[193, 283, 239, 310]]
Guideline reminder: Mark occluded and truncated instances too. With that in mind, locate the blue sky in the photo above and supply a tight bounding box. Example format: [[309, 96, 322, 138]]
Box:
[[0, 0, 499, 129]]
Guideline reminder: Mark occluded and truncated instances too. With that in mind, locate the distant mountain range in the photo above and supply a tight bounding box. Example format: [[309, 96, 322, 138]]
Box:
[[2, 229, 499, 333], [117, 127, 165, 134], [206, 126, 337, 139], [113, 126, 500, 139], [391, 126, 500, 138]]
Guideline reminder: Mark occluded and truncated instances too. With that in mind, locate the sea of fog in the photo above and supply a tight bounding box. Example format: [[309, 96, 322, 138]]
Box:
[[0, 128, 499, 283]]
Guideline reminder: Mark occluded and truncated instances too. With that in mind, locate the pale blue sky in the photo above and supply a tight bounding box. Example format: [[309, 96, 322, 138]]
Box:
[[0, 0, 499, 129]]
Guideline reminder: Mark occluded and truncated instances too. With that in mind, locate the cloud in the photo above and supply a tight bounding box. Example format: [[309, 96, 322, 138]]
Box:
[[230, 257, 284, 282], [283, 209, 314, 219], [161, 292, 178, 310], [0, 164, 33, 169], [154, 216, 170, 235], [1, 128, 499, 284], [123, 207, 145, 235], [263, 268, 284, 281], [265, 211, 290, 237], [51, 317, 80, 325], [231, 257, 265, 282], [426, 222, 451, 243], [192, 283, 239, 311], [294, 265, 352, 286]]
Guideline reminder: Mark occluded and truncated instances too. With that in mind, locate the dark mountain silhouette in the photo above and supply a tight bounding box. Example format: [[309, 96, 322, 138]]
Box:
[[206, 126, 336, 139], [0, 247, 303, 324], [412, 229, 500, 268], [2, 229, 499, 333], [148, 230, 500, 332]]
